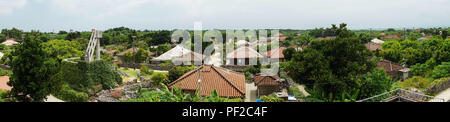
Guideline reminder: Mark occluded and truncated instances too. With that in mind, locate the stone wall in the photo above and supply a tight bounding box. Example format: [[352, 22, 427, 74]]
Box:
[[257, 86, 279, 97], [118, 63, 173, 71], [425, 79, 450, 94]]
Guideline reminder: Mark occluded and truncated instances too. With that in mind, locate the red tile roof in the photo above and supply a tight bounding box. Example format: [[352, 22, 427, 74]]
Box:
[[254, 75, 281, 87], [365, 42, 383, 51], [168, 65, 246, 98], [266, 47, 287, 59], [377, 60, 404, 77], [0, 76, 11, 91]]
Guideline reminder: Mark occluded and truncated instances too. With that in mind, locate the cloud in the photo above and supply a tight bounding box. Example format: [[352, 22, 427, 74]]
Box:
[[0, 0, 27, 14]]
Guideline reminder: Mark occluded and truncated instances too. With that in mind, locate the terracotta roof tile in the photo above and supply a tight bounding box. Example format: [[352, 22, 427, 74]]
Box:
[[365, 42, 383, 51], [226, 46, 263, 59], [267, 47, 287, 59], [168, 65, 246, 98], [377, 60, 404, 76], [254, 75, 281, 86]]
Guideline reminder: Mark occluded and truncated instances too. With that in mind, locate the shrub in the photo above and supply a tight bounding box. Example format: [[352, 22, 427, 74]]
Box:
[[410, 63, 432, 77], [140, 65, 150, 75], [260, 93, 284, 102], [432, 62, 450, 79], [168, 66, 197, 82], [151, 72, 169, 86], [159, 61, 174, 67], [289, 86, 304, 98], [399, 76, 432, 90], [53, 84, 89, 102], [0, 68, 12, 76]]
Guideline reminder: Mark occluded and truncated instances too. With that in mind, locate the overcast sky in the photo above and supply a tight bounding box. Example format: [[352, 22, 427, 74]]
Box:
[[0, 0, 449, 32]]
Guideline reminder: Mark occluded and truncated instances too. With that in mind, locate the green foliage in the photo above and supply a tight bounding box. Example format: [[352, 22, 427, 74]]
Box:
[[410, 63, 432, 77], [397, 76, 432, 90], [55, 60, 122, 95], [0, 68, 12, 76], [432, 62, 450, 79], [260, 93, 284, 102], [140, 65, 151, 75], [151, 72, 169, 86], [289, 86, 304, 98], [153, 43, 172, 56], [168, 66, 197, 82], [8, 34, 59, 102], [159, 61, 174, 67], [122, 84, 242, 102], [286, 23, 377, 101], [0, 89, 7, 102], [381, 37, 449, 66], [42, 40, 84, 61], [356, 69, 392, 99], [53, 84, 88, 102], [282, 47, 296, 61]]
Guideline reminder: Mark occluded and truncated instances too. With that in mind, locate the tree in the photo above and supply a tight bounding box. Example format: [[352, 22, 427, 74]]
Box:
[[65, 32, 81, 41], [356, 69, 392, 99], [286, 23, 376, 101], [168, 66, 197, 82], [282, 47, 296, 61], [151, 73, 169, 86], [432, 62, 450, 79], [154, 43, 172, 56], [42, 40, 84, 61], [8, 34, 58, 102]]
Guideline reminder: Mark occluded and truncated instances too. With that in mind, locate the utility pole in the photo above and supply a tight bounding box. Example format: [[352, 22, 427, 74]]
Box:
[[132, 36, 137, 70]]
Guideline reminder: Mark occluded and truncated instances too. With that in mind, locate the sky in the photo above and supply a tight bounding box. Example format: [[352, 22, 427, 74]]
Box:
[[0, 0, 449, 32]]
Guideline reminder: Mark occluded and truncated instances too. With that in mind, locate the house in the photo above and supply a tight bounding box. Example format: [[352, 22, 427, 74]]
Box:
[[371, 38, 385, 44], [172, 51, 205, 66], [254, 75, 283, 97], [383, 34, 402, 40], [377, 60, 410, 80], [1, 38, 19, 46], [226, 46, 263, 66], [365, 42, 383, 52], [152, 45, 196, 63], [168, 65, 246, 98], [318, 36, 336, 40], [0, 76, 11, 91], [266, 47, 287, 62]]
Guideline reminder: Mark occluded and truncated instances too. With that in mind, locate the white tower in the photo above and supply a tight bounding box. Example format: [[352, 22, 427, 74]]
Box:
[[85, 29, 103, 62]]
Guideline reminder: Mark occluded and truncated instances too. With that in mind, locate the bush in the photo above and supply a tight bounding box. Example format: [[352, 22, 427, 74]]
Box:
[[0, 89, 7, 102], [289, 86, 304, 98], [399, 76, 432, 90], [168, 66, 197, 82], [140, 65, 150, 75], [410, 63, 432, 77], [159, 61, 174, 67], [151, 72, 169, 86], [432, 62, 450, 79], [53, 84, 89, 102], [0, 68, 12, 76], [260, 93, 284, 102]]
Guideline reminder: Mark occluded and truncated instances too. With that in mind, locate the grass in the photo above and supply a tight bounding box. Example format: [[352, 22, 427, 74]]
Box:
[[119, 68, 138, 78]]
